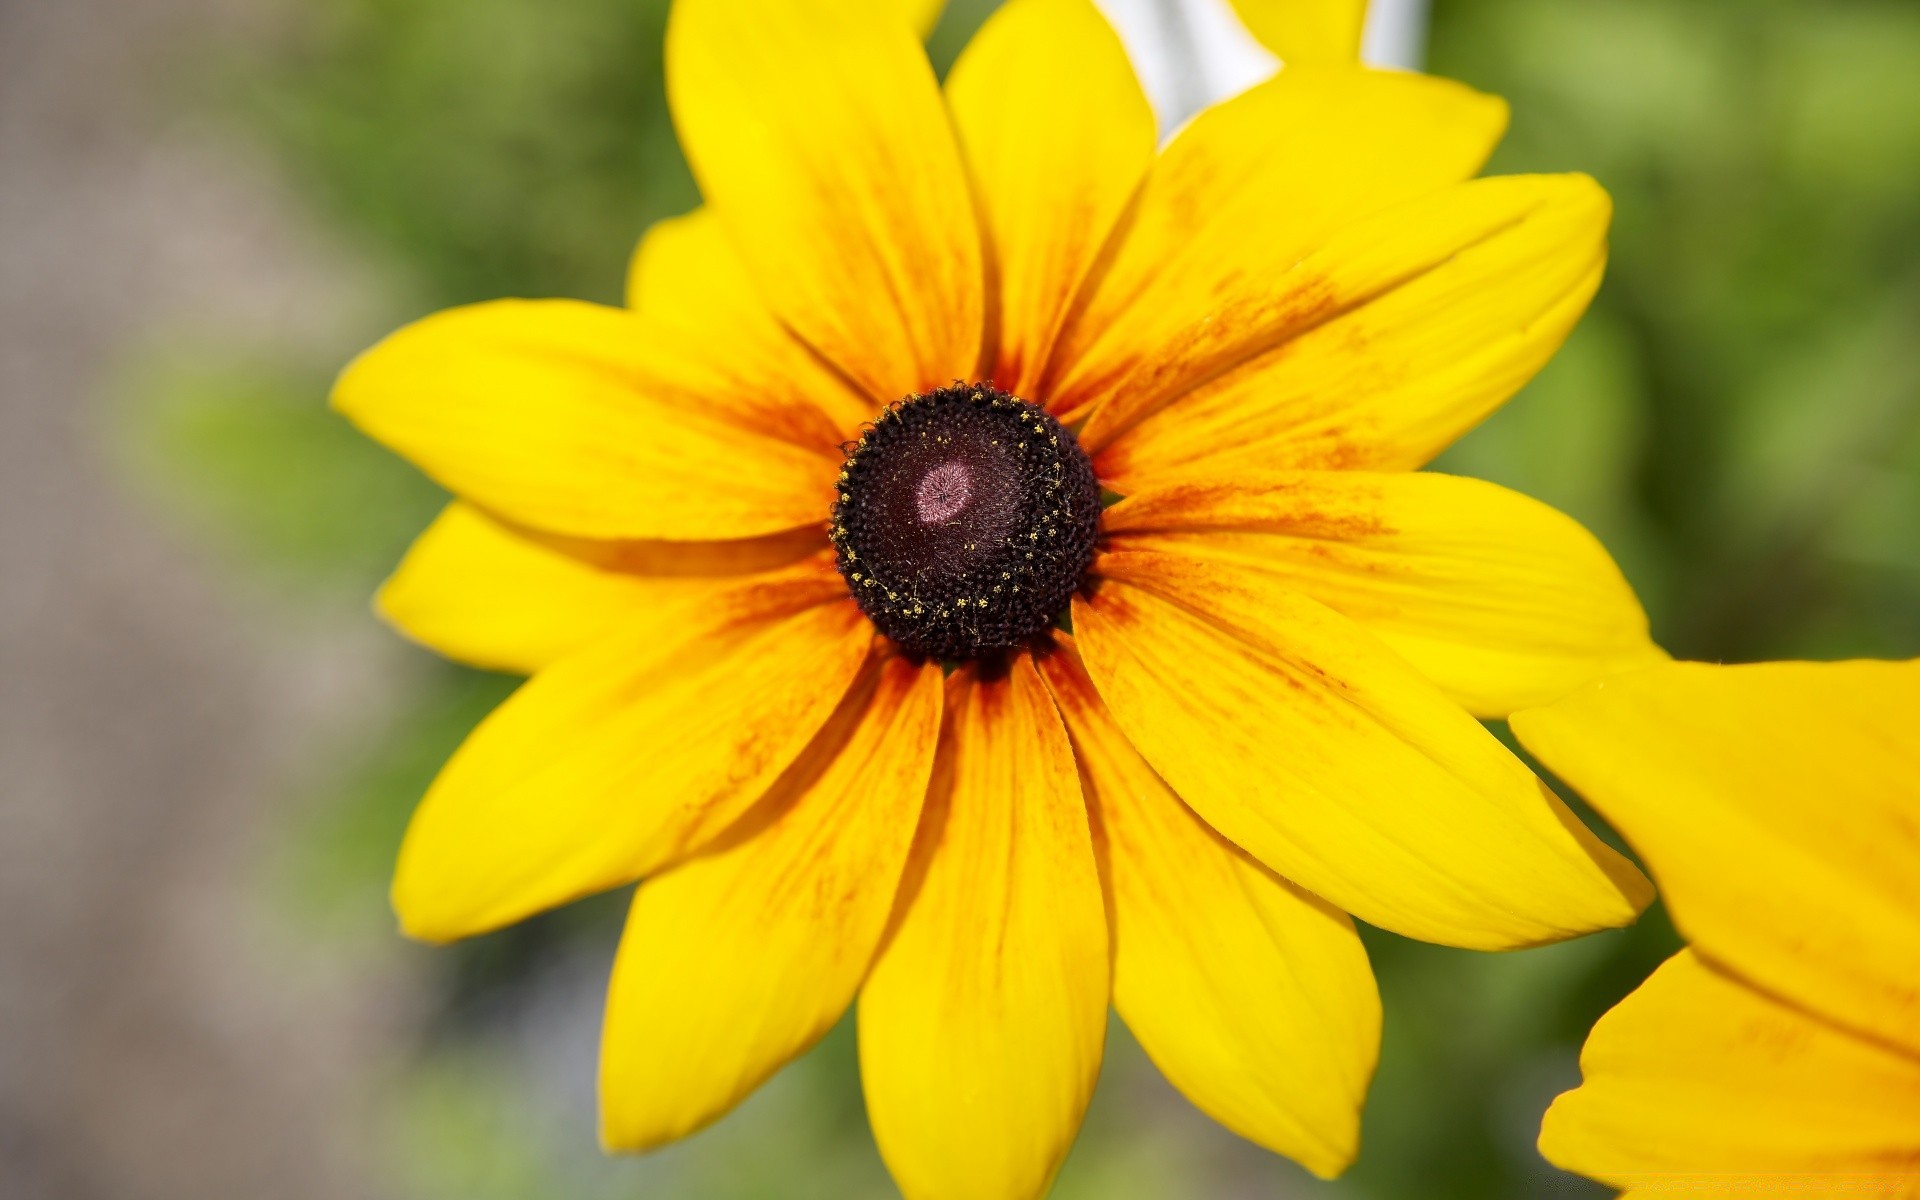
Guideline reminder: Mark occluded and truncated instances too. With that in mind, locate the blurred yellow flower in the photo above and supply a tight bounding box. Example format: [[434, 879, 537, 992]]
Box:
[[1514, 659, 1920, 1195], [333, 0, 1658, 1193], [1230, 0, 1369, 65]]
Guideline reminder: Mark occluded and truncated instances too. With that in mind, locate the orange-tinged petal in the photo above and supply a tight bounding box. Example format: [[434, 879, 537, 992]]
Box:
[[1229, 0, 1368, 65], [1513, 659, 1920, 1059], [377, 502, 726, 675], [1075, 553, 1651, 950], [391, 566, 871, 942], [333, 299, 836, 540], [378, 503, 824, 675], [1092, 174, 1610, 482], [1046, 67, 1506, 425], [1102, 471, 1660, 717], [667, 0, 983, 400], [518, 521, 826, 579], [1540, 949, 1920, 1187], [1617, 1188, 1904, 1200], [600, 656, 944, 1150], [859, 656, 1107, 1200], [945, 0, 1155, 397], [1037, 641, 1378, 1179], [625, 209, 873, 433]]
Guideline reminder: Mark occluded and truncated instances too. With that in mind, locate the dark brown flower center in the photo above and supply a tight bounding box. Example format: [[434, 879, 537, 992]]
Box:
[[830, 384, 1101, 662]]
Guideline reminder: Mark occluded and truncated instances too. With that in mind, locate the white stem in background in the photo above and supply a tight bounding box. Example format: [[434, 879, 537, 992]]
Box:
[[1096, 0, 1431, 134], [1096, 0, 1276, 134], [1363, 0, 1430, 70]]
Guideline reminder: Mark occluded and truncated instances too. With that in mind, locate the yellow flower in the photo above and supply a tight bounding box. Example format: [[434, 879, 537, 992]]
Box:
[[1512, 659, 1920, 1196], [1229, 0, 1370, 66], [334, 0, 1659, 1192]]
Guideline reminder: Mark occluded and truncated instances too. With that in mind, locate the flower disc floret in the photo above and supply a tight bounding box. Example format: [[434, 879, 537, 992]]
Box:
[[831, 384, 1100, 661]]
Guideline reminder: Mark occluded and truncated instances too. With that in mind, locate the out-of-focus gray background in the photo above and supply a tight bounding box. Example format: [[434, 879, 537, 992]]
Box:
[[3, 0, 1916, 1197]]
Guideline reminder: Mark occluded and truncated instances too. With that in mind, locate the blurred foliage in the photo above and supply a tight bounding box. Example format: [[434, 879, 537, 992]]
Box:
[[110, 348, 442, 596], [115, 0, 1919, 1196], [1434, 0, 1920, 665], [241, 0, 692, 308]]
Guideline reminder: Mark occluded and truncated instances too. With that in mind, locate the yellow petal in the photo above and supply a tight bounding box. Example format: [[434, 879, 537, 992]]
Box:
[[524, 523, 827, 578], [898, 0, 945, 36], [859, 656, 1107, 1200], [1046, 67, 1506, 425], [1075, 553, 1651, 950], [380, 502, 820, 675], [1512, 659, 1920, 1058], [1091, 173, 1610, 481], [1036, 641, 1379, 1179], [391, 568, 872, 942], [667, 0, 983, 400], [625, 209, 874, 433], [600, 655, 944, 1150], [1616, 1188, 1898, 1200], [333, 299, 836, 540], [1102, 471, 1661, 717], [1229, 0, 1368, 65], [1541, 949, 1920, 1186], [945, 0, 1155, 397]]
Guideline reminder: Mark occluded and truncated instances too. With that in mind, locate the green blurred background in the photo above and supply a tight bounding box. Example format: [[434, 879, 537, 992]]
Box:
[[4, 0, 1916, 1197]]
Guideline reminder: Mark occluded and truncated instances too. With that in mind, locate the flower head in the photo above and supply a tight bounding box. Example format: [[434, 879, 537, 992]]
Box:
[[335, 0, 1659, 1192], [1513, 659, 1920, 1192]]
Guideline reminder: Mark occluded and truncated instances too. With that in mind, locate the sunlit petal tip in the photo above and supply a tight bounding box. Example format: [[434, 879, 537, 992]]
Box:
[[390, 879, 461, 947]]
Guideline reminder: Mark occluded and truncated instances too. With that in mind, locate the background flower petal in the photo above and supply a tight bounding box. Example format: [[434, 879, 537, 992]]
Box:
[[1228, 0, 1368, 65], [1046, 67, 1506, 425], [859, 657, 1107, 1200], [1038, 641, 1379, 1180], [945, 0, 1155, 398], [1103, 470, 1661, 716], [1513, 659, 1920, 1059], [391, 574, 870, 942], [1076, 554, 1652, 950], [332, 299, 836, 540], [1540, 949, 1920, 1185], [667, 0, 983, 399], [599, 656, 943, 1151], [1089, 173, 1610, 480]]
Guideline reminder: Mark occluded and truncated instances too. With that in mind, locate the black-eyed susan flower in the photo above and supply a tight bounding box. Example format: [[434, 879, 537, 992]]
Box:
[[334, 0, 1659, 1192], [1513, 660, 1920, 1196]]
